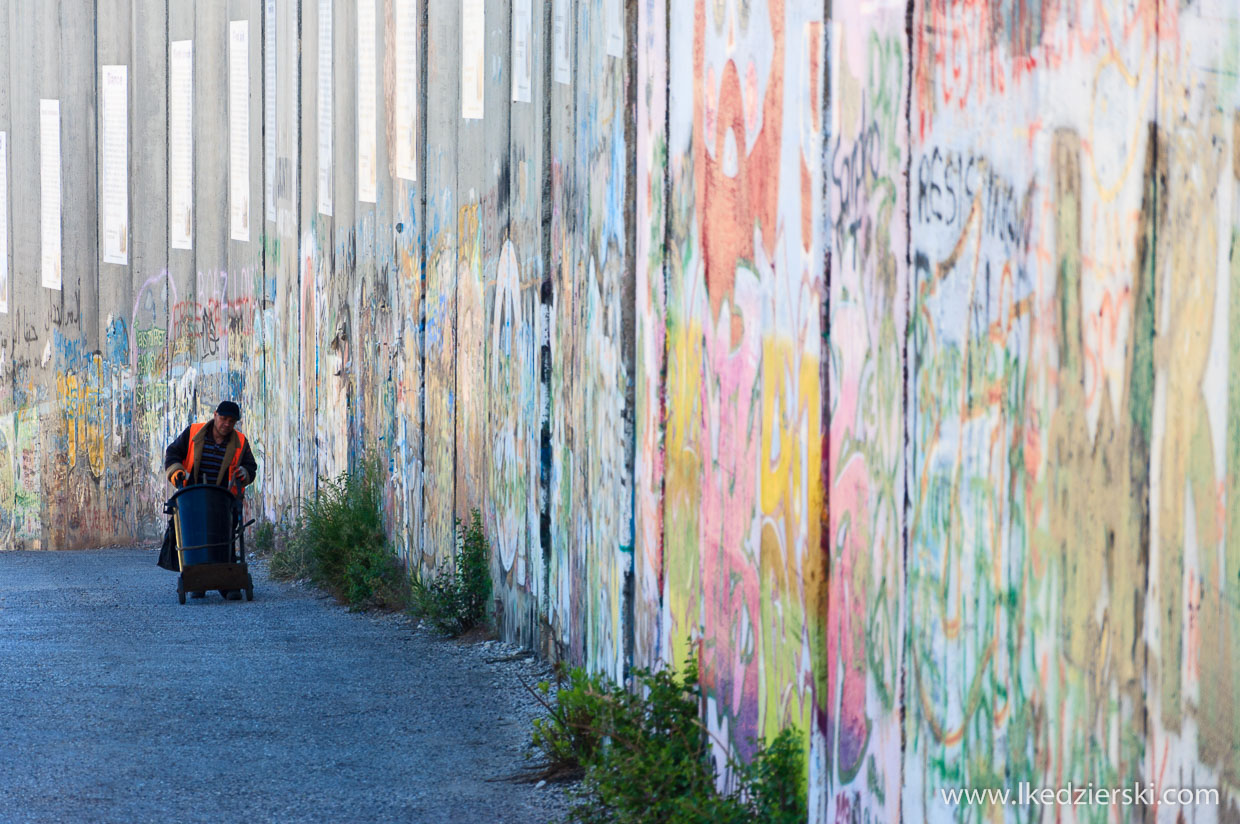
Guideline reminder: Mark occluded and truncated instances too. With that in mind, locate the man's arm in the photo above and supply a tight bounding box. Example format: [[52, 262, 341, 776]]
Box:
[[237, 438, 258, 485], [164, 426, 192, 482]]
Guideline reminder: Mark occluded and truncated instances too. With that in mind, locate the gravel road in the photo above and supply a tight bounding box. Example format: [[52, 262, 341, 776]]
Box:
[[0, 548, 571, 824]]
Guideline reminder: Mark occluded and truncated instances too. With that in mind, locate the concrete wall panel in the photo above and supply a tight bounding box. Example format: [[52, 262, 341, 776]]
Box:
[[491, 0, 545, 649], [0, 3, 14, 548], [825, 3, 906, 820], [95, 0, 135, 544], [664, 0, 827, 777], [129, 0, 170, 538], [422, 0, 458, 570], [544, 0, 579, 671]]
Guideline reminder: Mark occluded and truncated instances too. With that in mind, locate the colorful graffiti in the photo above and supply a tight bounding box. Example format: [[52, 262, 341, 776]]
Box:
[[825, 3, 907, 822], [663, 0, 826, 786]]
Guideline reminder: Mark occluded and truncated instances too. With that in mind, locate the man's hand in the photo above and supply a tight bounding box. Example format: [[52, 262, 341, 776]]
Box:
[[170, 469, 187, 487], [235, 467, 251, 485]]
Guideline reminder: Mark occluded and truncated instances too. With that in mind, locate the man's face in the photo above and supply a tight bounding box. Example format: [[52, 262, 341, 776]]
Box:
[[214, 412, 238, 437]]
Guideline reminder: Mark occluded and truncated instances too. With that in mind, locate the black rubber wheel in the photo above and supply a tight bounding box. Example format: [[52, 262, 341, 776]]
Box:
[[244, 588, 253, 601], [177, 590, 186, 605]]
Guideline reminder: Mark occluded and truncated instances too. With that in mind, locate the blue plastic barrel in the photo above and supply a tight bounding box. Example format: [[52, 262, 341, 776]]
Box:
[[170, 484, 236, 566]]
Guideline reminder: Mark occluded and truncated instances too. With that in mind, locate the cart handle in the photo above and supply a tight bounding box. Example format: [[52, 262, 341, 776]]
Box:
[[177, 541, 232, 552]]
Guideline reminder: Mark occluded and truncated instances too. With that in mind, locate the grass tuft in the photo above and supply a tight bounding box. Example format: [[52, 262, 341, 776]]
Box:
[[520, 655, 806, 824], [262, 456, 411, 611], [409, 508, 492, 635]]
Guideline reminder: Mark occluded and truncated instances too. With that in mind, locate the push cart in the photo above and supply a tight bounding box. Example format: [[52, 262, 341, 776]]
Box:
[[164, 483, 256, 604]]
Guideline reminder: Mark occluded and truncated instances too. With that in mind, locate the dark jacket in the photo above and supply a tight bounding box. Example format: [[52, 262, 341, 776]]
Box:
[[163, 421, 258, 488]]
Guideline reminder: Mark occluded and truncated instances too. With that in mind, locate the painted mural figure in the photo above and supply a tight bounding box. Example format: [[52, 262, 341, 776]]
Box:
[[156, 401, 258, 600]]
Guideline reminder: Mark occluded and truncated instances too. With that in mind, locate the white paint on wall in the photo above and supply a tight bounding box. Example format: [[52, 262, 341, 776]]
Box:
[[553, 0, 570, 85], [101, 65, 129, 264], [317, 0, 333, 214], [40, 99, 62, 290], [396, 0, 418, 180], [0, 131, 7, 312], [264, 0, 276, 222], [169, 40, 193, 251], [607, 0, 622, 58], [461, 0, 485, 119], [512, 0, 532, 103], [357, 0, 378, 203], [229, 22, 251, 241]]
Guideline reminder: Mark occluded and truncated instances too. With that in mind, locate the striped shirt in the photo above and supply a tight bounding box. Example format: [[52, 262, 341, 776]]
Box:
[[196, 437, 229, 485]]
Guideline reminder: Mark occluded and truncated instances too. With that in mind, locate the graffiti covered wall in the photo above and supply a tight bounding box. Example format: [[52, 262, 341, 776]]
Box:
[[2, 0, 1239, 820]]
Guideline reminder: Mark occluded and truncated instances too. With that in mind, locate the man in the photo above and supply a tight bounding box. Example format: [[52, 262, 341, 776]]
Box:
[[157, 401, 258, 600]]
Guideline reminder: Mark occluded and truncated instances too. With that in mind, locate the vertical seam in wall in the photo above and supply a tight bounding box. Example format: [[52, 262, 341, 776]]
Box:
[[506, 0, 513, 254], [5, 0, 12, 527], [820, 0, 834, 784], [452, 0, 460, 570], [657, 0, 670, 671], [418, 0, 429, 573], [189, 6, 198, 415], [621, 0, 637, 683], [450, 0, 460, 565], [538, 0, 554, 645], [93, 2, 100, 406], [572, 0, 584, 664], [164, 0, 171, 442], [261, 0, 270, 482], [296, 0, 307, 499], [1144, 0, 1160, 779], [505, 0, 516, 641], [902, 0, 915, 806]]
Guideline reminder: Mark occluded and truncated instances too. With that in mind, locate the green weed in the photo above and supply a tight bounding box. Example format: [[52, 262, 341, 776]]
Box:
[[267, 457, 410, 611], [265, 511, 315, 581], [524, 657, 806, 824], [410, 508, 492, 635], [251, 519, 276, 556]]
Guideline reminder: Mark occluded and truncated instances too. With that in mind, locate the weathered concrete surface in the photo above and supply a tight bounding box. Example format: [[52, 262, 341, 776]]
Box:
[[0, 549, 567, 823]]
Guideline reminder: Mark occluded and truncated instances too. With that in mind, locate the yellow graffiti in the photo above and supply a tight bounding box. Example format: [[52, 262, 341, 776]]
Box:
[[664, 319, 705, 673], [758, 337, 821, 750], [56, 355, 107, 480]]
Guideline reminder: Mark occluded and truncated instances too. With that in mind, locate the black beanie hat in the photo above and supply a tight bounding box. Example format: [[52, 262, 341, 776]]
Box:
[[215, 401, 241, 420]]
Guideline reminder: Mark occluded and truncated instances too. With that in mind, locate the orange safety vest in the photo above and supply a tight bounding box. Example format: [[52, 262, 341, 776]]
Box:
[[184, 422, 248, 494]]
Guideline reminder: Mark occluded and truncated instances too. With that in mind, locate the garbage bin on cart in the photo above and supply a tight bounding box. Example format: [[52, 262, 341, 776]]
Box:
[[166, 483, 255, 603]]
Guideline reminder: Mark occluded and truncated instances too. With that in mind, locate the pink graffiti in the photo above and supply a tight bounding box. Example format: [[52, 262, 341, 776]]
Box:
[[698, 284, 762, 753]]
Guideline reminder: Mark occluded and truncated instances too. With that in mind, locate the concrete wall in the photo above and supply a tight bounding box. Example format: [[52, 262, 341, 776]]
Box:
[[1, 0, 1239, 820]]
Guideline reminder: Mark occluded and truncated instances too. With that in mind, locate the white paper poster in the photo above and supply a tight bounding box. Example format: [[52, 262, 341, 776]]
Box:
[[512, 0, 532, 103], [395, 0, 417, 180], [357, 0, 377, 203], [169, 40, 193, 250], [317, 0, 333, 214], [264, 0, 276, 222], [553, 0, 571, 85], [229, 22, 250, 241], [40, 100, 61, 291], [461, 0, 485, 119], [607, 0, 623, 57], [101, 65, 129, 264], [275, 1, 299, 232], [0, 132, 7, 313]]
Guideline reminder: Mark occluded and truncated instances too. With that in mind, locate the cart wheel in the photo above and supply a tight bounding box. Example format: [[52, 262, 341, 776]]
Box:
[[177, 589, 186, 605], [244, 588, 254, 601]]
